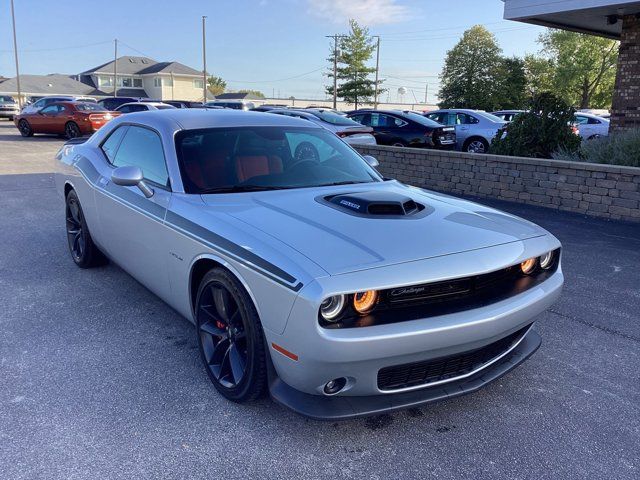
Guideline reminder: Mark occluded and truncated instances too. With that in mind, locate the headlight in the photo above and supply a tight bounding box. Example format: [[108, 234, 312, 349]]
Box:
[[520, 257, 537, 275], [539, 251, 555, 269], [320, 295, 346, 321], [353, 290, 378, 314]]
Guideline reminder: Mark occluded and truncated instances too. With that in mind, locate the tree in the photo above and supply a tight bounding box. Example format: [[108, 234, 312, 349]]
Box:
[[326, 20, 385, 108], [207, 76, 227, 96], [539, 30, 618, 109], [496, 56, 527, 109], [523, 54, 555, 98], [438, 25, 504, 111], [238, 89, 265, 99], [491, 93, 581, 158]]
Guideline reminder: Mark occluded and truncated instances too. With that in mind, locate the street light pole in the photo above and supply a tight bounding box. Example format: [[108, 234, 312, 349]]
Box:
[[202, 16, 208, 103], [373, 36, 380, 109], [113, 39, 118, 97], [10, 0, 22, 108]]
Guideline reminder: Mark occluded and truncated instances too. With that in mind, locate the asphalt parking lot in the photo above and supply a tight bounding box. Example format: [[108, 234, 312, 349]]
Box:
[[0, 121, 639, 479]]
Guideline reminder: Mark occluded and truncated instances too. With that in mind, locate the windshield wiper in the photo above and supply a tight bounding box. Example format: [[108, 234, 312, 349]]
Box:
[[200, 185, 292, 194]]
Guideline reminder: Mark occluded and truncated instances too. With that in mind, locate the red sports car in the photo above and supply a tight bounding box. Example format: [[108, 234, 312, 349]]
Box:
[[14, 101, 120, 139]]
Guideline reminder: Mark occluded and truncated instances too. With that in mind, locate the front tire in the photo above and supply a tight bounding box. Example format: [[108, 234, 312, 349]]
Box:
[[196, 268, 267, 403], [65, 189, 106, 268], [18, 119, 33, 137]]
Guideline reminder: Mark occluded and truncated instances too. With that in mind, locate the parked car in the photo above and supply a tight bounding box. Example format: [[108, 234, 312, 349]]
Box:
[[0, 95, 20, 120], [268, 108, 377, 146], [574, 112, 610, 139], [165, 100, 205, 109], [491, 110, 526, 122], [21, 96, 97, 114], [205, 100, 256, 110], [250, 104, 288, 112], [55, 109, 563, 419], [115, 102, 177, 113], [14, 101, 120, 138], [98, 97, 142, 111], [347, 109, 456, 150], [425, 109, 507, 153]]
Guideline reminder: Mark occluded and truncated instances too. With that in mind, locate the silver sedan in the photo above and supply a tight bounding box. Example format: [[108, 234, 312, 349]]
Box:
[[425, 109, 508, 153], [55, 109, 563, 419]]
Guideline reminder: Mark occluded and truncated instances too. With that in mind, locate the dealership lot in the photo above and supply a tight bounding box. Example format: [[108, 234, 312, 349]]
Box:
[[0, 122, 638, 479]]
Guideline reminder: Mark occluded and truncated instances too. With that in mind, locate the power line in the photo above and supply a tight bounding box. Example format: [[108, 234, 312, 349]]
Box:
[[382, 26, 538, 42], [225, 66, 325, 84]]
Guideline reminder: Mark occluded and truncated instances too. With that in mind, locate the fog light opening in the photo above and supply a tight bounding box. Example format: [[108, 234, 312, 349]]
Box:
[[323, 377, 347, 395]]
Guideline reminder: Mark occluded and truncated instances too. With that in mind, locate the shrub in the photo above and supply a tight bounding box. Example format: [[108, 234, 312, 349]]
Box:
[[491, 93, 582, 158], [553, 129, 640, 167]]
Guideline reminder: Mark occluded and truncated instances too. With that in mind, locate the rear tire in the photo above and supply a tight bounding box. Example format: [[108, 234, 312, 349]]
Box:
[[463, 137, 489, 154], [195, 268, 267, 403], [65, 189, 107, 268], [65, 122, 81, 139], [18, 119, 33, 137]]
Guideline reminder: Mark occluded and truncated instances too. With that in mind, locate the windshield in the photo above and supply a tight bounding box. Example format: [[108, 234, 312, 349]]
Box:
[[403, 111, 443, 127], [75, 103, 107, 112], [175, 126, 382, 193], [0, 95, 15, 103], [309, 110, 361, 126]]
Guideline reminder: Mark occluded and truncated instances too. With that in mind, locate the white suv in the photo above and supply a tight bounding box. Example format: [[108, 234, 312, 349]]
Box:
[[22, 96, 96, 114]]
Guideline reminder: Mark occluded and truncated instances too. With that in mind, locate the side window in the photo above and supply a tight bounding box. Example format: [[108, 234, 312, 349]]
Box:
[[350, 114, 365, 124], [588, 117, 601, 125], [101, 126, 128, 163], [371, 113, 394, 127], [117, 105, 131, 113], [112, 126, 169, 187], [457, 113, 479, 125], [575, 115, 588, 125], [392, 117, 407, 127], [40, 105, 59, 114]]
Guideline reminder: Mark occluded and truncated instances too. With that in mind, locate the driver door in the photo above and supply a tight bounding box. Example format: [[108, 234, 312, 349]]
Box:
[[95, 124, 172, 300]]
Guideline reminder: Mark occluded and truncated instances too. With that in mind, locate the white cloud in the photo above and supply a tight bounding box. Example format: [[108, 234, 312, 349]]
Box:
[[308, 0, 410, 26]]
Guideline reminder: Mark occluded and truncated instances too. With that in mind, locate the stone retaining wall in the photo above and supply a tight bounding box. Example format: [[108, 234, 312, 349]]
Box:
[[354, 145, 640, 223]]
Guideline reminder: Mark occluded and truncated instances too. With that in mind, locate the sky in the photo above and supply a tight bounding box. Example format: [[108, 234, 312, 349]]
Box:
[[0, 0, 548, 103]]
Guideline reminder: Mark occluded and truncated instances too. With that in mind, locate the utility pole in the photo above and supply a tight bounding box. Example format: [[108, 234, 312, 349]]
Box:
[[424, 83, 429, 104], [10, 0, 22, 108], [373, 36, 380, 109], [325, 34, 349, 110], [202, 16, 208, 102], [113, 39, 118, 97]]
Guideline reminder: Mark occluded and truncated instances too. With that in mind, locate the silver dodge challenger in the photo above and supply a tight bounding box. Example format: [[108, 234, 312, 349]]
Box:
[[55, 109, 563, 420]]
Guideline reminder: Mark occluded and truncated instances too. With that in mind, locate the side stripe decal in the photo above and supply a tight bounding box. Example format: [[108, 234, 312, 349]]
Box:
[[73, 156, 304, 292]]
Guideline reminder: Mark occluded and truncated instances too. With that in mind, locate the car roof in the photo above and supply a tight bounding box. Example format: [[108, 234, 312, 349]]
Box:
[[104, 108, 325, 131]]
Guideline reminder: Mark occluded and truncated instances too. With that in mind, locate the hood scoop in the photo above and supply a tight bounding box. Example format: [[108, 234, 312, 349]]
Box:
[[321, 191, 427, 218]]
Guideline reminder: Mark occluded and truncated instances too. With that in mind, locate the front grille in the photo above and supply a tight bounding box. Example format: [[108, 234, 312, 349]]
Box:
[[377, 324, 531, 391]]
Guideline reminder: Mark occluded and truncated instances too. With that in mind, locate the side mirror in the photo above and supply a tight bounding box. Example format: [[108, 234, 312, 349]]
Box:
[[363, 155, 379, 168], [111, 166, 154, 198]]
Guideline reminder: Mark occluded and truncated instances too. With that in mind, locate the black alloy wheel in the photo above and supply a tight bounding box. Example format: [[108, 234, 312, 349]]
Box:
[[65, 190, 106, 268], [65, 122, 81, 139], [196, 268, 267, 402], [18, 119, 33, 137]]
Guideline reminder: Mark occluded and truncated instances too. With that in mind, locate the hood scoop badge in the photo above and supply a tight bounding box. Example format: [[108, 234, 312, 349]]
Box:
[[321, 191, 427, 218]]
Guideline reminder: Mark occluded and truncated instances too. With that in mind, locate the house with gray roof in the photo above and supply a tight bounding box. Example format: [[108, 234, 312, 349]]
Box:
[[0, 74, 105, 100], [79, 56, 206, 101]]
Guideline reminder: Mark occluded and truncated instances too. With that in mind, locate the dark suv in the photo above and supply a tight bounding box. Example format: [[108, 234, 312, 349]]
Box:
[[347, 110, 456, 149], [97, 97, 141, 111]]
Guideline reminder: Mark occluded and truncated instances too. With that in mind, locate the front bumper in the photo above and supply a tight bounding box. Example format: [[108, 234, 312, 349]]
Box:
[[269, 327, 541, 420], [0, 110, 18, 118]]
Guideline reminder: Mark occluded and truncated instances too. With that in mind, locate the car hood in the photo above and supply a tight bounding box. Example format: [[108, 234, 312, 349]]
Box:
[[202, 181, 546, 276]]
